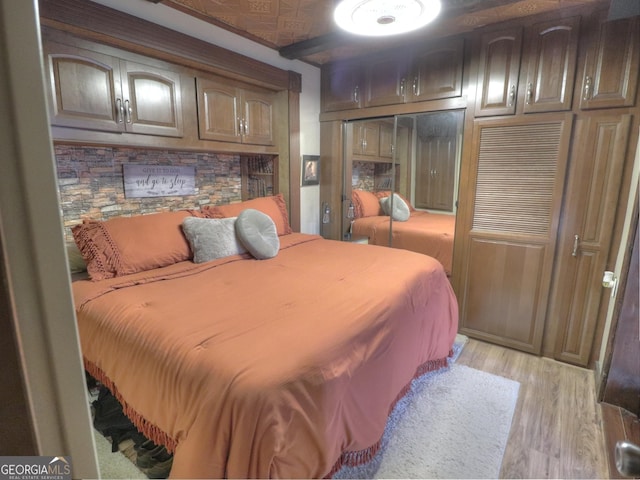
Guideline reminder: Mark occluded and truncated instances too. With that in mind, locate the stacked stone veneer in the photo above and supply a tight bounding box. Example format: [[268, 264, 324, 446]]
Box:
[[352, 161, 376, 191], [55, 145, 242, 243]]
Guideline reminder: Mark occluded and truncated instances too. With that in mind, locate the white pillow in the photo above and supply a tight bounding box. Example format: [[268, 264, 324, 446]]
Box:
[[380, 193, 410, 221], [235, 209, 280, 259], [181, 217, 246, 263]]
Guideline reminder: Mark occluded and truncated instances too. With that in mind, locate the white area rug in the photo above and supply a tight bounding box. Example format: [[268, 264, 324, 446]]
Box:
[[333, 358, 520, 479]]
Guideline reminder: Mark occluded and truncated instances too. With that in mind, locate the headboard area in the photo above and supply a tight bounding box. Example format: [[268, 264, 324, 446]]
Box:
[[54, 145, 243, 244]]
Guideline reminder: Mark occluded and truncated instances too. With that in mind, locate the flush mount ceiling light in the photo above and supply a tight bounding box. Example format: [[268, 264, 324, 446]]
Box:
[[334, 0, 442, 36]]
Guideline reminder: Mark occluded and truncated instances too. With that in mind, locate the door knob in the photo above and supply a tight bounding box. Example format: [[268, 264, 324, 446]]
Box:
[[616, 441, 640, 477]]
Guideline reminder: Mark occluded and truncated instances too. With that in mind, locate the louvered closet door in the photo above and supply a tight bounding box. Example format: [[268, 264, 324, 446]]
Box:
[[459, 114, 573, 353]]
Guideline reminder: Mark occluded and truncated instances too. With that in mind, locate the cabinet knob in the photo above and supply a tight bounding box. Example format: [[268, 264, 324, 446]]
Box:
[[124, 99, 132, 124], [583, 75, 592, 101], [353, 85, 359, 104], [526, 83, 533, 105], [412, 76, 418, 96], [400, 78, 406, 97], [508, 85, 516, 107], [572, 234, 580, 257], [116, 98, 124, 123]]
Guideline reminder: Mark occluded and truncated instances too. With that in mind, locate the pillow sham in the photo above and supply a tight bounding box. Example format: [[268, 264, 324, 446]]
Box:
[[72, 210, 193, 281], [375, 190, 416, 212], [351, 189, 383, 218], [201, 193, 292, 236], [380, 193, 411, 222], [182, 216, 247, 263], [235, 209, 280, 260]]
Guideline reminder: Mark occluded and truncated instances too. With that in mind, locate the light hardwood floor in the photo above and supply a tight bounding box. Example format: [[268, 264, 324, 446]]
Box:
[[456, 338, 609, 479]]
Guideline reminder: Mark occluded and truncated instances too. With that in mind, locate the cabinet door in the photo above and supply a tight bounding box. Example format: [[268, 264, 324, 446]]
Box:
[[579, 13, 639, 110], [475, 28, 523, 117], [378, 122, 394, 158], [43, 42, 123, 132], [321, 62, 362, 111], [241, 88, 274, 146], [547, 114, 631, 366], [409, 38, 464, 102], [522, 17, 580, 113], [363, 53, 409, 107], [459, 115, 573, 353], [353, 122, 380, 156], [196, 76, 241, 143], [415, 137, 456, 211], [121, 61, 183, 137]]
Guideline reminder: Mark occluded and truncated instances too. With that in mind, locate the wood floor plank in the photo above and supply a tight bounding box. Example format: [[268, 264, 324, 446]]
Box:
[[456, 338, 609, 479]]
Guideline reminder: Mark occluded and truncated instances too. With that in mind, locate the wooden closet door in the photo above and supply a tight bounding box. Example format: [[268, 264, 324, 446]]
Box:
[[459, 114, 573, 353], [547, 113, 632, 366]]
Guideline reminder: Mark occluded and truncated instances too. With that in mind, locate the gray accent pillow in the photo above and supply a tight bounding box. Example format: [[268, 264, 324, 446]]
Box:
[[235, 209, 280, 259], [380, 193, 410, 221], [181, 216, 247, 263]]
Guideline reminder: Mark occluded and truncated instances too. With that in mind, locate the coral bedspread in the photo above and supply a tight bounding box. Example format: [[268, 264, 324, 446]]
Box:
[[351, 211, 456, 275], [73, 233, 458, 479]]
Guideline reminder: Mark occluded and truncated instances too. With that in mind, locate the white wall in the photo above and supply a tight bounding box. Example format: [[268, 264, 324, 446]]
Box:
[[90, 0, 322, 233]]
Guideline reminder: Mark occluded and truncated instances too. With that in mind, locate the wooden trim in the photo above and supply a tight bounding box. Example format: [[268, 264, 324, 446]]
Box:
[[38, 0, 290, 91], [288, 71, 302, 232]]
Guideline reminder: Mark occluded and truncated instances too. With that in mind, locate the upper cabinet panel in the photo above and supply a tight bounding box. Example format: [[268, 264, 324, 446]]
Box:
[[196, 75, 274, 146], [43, 40, 183, 137], [321, 61, 363, 112], [363, 52, 409, 108], [579, 12, 639, 110], [475, 28, 523, 117], [408, 38, 464, 102], [522, 17, 580, 114], [44, 42, 122, 132]]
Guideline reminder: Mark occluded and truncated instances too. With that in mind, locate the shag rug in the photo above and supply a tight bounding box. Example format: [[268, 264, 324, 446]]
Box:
[[93, 335, 520, 479]]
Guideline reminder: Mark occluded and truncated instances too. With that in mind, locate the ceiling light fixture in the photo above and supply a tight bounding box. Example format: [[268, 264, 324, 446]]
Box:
[[334, 0, 442, 37]]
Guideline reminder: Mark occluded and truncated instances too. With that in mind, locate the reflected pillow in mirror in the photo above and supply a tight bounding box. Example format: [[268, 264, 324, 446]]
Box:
[[380, 193, 410, 221]]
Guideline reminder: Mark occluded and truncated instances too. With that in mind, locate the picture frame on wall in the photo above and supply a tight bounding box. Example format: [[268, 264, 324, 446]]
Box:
[[301, 155, 319, 186]]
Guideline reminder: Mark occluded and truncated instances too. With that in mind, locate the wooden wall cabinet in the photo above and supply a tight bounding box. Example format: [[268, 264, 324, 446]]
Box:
[[578, 13, 639, 110], [43, 41, 184, 137], [321, 62, 363, 112], [475, 27, 523, 116], [196, 76, 274, 146], [352, 121, 382, 157], [414, 136, 456, 211], [521, 16, 580, 113], [321, 38, 464, 113]]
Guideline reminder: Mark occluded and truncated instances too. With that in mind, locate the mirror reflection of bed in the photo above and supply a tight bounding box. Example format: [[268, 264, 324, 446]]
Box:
[[347, 111, 464, 277]]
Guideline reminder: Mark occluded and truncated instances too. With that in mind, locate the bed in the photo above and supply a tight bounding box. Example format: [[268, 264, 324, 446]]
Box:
[[71, 195, 459, 479], [350, 189, 456, 275]]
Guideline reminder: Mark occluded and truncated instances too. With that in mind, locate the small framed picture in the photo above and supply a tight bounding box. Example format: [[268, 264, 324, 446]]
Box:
[[302, 155, 319, 186]]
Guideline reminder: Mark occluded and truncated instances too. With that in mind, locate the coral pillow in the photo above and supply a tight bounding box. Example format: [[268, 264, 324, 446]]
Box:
[[351, 189, 384, 218], [72, 210, 193, 281], [201, 193, 292, 236]]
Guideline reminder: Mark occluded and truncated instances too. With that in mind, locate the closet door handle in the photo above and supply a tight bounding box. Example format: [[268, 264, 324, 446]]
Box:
[[124, 99, 132, 124], [116, 98, 124, 123], [572, 234, 580, 257], [583, 76, 592, 101]]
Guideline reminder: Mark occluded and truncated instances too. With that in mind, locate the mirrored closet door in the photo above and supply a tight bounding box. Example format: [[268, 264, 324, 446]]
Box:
[[346, 110, 464, 277]]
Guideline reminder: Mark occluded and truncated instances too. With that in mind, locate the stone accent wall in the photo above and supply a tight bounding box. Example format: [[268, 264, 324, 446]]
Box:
[[54, 145, 243, 243], [352, 161, 376, 191]]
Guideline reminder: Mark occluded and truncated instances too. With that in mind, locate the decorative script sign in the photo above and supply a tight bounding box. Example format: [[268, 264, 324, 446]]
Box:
[[123, 165, 196, 198]]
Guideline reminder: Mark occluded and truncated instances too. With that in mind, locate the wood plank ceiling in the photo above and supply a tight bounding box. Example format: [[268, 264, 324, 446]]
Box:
[[154, 0, 607, 64]]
